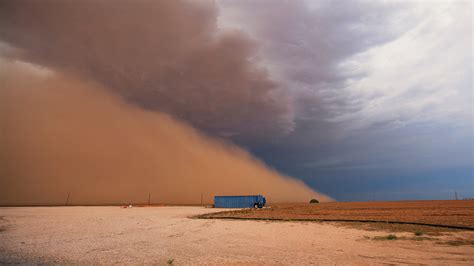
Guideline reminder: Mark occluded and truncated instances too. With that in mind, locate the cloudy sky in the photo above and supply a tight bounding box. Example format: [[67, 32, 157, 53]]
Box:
[[1, 0, 472, 201], [218, 0, 473, 200], [222, 0, 473, 200]]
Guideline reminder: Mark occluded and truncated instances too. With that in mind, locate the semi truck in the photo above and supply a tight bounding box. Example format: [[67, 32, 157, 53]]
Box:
[[214, 195, 266, 208]]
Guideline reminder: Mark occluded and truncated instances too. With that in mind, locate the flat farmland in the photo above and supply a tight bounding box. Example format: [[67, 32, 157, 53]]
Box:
[[199, 200, 474, 229]]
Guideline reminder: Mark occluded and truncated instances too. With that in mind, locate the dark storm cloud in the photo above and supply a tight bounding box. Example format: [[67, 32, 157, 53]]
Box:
[[219, 0, 410, 124], [221, 0, 471, 143], [219, 0, 411, 149], [0, 0, 294, 139], [221, 0, 472, 200]]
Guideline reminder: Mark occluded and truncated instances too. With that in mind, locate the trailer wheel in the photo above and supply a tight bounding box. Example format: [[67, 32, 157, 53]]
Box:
[[254, 203, 259, 209]]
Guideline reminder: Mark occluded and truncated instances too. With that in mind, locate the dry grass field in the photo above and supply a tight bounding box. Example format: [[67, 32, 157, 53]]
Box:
[[199, 200, 474, 229]]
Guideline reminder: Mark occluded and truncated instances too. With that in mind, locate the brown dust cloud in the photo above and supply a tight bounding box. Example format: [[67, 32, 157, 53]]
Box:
[[0, 62, 331, 205], [0, 0, 331, 205]]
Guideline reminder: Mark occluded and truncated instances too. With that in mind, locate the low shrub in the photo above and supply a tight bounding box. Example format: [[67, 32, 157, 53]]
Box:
[[386, 234, 398, 240], [373, 234, 398, 240], [414, 230, 424, 236]]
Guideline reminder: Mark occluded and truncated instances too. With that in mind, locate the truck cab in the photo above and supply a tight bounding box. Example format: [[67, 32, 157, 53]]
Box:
[[255, 195, 266, 208]]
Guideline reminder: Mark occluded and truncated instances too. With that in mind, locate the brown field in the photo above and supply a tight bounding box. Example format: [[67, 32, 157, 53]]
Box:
[[199, 200, 474, 229]]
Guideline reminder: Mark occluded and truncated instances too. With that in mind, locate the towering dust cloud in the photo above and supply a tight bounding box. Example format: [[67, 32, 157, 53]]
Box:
[[0, 62, 330, 205], [0, 0, 331, 205]]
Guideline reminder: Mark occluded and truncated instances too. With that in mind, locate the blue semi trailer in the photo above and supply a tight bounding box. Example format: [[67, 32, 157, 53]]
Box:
[[214, 195, 266, 208]]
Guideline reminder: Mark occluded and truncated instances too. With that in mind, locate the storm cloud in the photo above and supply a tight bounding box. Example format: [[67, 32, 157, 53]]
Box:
[[220, 0, 472, 200]]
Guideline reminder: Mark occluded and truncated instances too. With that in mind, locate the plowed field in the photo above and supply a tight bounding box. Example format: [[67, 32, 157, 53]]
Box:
[[200, 200, 474, 229]]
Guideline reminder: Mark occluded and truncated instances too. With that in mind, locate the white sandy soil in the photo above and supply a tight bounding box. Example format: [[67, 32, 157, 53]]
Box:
[[0, 206, 473, 265]]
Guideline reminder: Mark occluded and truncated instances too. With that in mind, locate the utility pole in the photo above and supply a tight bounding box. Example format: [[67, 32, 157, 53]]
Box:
[[455, 191, 459, 200], [148, 193, 151, 205], [65, 192, 70, 206]]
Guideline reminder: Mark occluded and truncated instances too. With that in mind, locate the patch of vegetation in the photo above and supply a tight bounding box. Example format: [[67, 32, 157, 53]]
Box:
[[414, 230, 424, 236], [386, 234, 398, 240], [167, 258, 175, 265], [309, 199, 319, 204], [373, 234, 398, 240]]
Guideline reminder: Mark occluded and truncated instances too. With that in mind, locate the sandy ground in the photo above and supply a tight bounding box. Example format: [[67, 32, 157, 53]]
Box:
[[1, 206, 473, 265]]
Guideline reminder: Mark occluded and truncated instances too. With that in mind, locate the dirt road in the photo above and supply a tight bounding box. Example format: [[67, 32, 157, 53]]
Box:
[[1, 206, 473, 264]]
